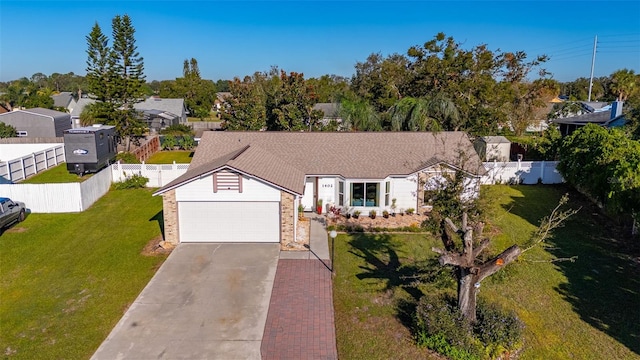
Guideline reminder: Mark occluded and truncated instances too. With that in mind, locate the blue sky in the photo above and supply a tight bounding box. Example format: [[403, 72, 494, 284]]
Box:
[[1, 1, 639, 83]]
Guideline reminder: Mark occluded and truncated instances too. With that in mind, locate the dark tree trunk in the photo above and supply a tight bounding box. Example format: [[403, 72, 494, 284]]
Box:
[[433, 215, 522, 323], [458, 269, 478, 323]]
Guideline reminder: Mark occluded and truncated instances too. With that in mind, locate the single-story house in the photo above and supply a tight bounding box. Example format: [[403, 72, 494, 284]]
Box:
[[69, 98, 97, 127], [474, 136, 511, 161], [312, 103, 342, 127], [153, 131, 486, 246], [552, 101, 626, 136], [133, 97, 188, 131], [51, 91, 76, 112], [0, 108, 71, 137]]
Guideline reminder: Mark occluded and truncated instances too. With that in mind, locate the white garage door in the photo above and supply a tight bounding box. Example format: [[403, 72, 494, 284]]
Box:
[[178, 201, 280, 242]]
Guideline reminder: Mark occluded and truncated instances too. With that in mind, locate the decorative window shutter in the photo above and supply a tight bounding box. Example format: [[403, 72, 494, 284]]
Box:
[[213, 171, 243, 193]]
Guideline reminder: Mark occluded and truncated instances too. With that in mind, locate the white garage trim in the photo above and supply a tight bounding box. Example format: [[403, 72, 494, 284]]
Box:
[[178, 201, 280, 243]]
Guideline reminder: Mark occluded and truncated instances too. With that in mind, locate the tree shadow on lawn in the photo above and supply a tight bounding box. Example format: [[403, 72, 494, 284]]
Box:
[[503, 185, 640, 355], [347, 233, 451, 331]]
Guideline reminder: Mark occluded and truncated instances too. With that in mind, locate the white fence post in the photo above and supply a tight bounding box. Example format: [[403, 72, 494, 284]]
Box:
[[21, 157, 26, 181]]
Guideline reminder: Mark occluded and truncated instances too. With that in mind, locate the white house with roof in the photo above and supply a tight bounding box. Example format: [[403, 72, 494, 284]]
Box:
[[153, 131, 486, 246]]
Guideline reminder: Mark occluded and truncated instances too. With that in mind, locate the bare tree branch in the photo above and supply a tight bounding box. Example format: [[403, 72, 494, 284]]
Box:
[[472, 238, 490, 258], [477, 245, 522, 282], [523, 194, 579, 254]]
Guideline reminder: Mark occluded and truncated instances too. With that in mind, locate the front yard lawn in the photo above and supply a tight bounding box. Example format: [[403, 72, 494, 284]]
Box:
[[145, 150, 193, 164], [332, 185, 640, 359], [0, 188, 167, 359], [22, 164, 92, 184]]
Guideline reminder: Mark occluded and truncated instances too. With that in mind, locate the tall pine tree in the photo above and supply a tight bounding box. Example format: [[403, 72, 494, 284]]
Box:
[[84, 14, 146, 150]]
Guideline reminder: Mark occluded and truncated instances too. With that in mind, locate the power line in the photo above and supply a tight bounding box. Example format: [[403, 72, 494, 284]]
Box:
[[528, 38, 593, 52], [597, 33, 640, 38]]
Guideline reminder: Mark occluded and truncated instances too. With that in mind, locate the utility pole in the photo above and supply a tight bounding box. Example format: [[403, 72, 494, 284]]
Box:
[[588, 35, 597, 102]]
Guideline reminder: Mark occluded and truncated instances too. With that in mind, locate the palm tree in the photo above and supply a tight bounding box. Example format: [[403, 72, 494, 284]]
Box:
[[610, 69, 638, 101], [338, 98, 381, 131], [388, 94, 459, 131]]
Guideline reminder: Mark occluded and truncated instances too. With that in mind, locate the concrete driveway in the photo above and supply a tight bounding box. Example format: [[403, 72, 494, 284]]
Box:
[[92, 243, 280, 360]]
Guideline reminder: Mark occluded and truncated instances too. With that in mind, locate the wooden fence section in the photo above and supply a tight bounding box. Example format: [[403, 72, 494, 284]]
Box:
[[0, 166, 112, 213], [131, 136, 160, 162], [111, 162, 190, 187], [0, 145, 65, 183], [481, 161, 564, 185]]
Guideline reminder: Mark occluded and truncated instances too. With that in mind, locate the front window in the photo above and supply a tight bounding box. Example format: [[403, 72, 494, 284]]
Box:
[[350, 182, 379, 207], [338, 181, 344, 206]]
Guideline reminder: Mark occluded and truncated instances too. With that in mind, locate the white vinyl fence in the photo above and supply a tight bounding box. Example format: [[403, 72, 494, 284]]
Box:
[[0, 160, 563, 214], [0, 166, 112, 213], [111, 162, 190, 187], [0, 145, 65, 183], [481, 161, 564, 185]]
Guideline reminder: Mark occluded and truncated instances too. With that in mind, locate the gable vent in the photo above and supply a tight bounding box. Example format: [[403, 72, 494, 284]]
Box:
[[213, 171, 243, 193]]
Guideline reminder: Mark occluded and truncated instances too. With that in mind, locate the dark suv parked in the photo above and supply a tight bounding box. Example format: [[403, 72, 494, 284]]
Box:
[[0, 197, 26, 229]]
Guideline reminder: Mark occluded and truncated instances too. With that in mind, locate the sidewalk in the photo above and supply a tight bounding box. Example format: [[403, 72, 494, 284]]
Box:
[[261, 214, 338, 359]]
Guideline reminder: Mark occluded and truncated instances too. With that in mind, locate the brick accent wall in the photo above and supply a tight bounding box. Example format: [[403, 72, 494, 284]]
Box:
[[162, 189, 180, 245], [280, 191, 295, 250]]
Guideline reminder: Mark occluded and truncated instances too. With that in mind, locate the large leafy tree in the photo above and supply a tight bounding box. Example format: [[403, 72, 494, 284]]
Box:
[[267, 70, 322, 131], [222, 74, 268, 130], [222, 68, 322, 131], [306, 74, 350, 103], [169, 58, 216, 119], [0, 77, 54, 110], [349, 33, 552, 135], [351, 53, 410, 113], [0, 123, 17, 138], [558, 124, 640, 232]]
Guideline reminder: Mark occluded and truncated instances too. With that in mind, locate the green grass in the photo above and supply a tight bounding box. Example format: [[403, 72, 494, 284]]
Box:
[[0, 188, 167, 359], [332, 185, 640, 359], [21, 164, 92, 183], [145, 150, 193, 164]]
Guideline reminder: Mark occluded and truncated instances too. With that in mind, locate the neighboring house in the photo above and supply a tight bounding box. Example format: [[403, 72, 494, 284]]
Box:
[[51, 92, 76, 112], [0, 104, 9, 114], [0, 108, 71, 137], [474, 136, 511, 161], [153, 131, 486, 245], [552, 101, 626, 136], [312, 103, 342, 127], [214, 92, 231, 111], [133, 97, 188, 131], [69, 98, 97, 128]]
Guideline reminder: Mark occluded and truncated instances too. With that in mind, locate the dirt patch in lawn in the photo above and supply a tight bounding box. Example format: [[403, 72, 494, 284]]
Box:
[[141, 235, 174, 256], [4, 226, 27, 233]]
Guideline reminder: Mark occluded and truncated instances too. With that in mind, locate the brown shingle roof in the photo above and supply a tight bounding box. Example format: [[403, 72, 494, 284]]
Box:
[[156, 131, 485, 195]]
